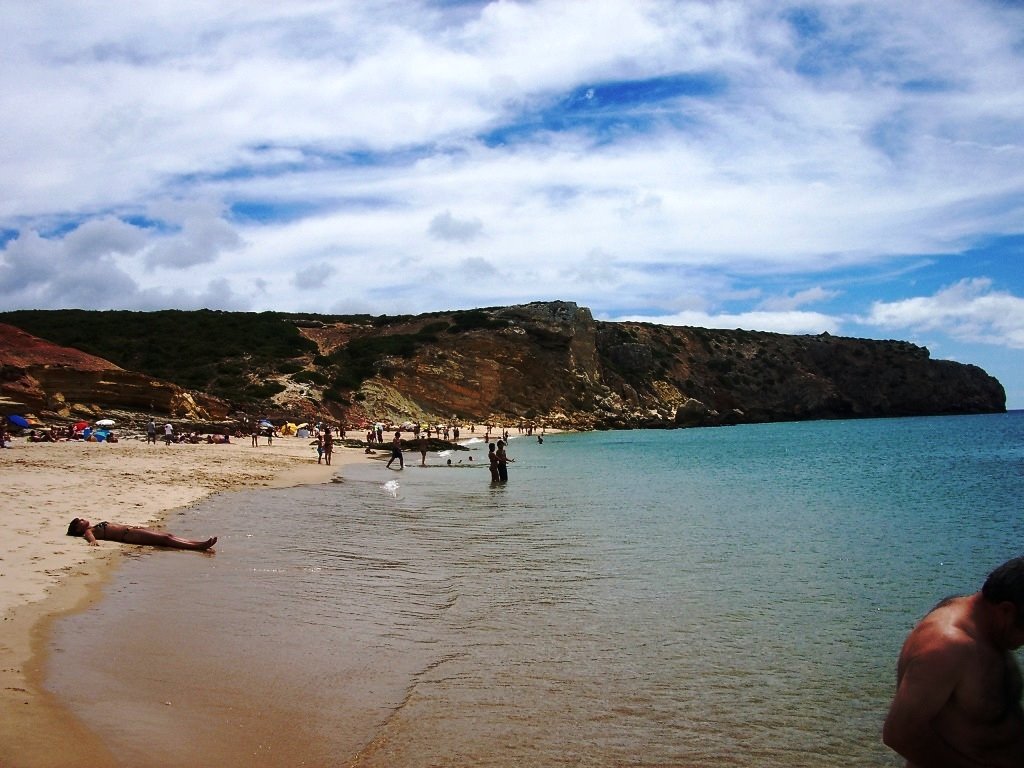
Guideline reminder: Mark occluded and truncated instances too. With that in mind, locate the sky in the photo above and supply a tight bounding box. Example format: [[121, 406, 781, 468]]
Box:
[[1, 1, 1023, 407]]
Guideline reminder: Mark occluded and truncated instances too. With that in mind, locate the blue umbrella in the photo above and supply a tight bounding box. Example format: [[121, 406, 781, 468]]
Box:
[[7, 415, 29, 429]]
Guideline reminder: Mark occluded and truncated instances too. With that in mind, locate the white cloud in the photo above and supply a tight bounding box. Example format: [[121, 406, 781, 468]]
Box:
[[428, 210, 484, 242], [145, 220, 242, 270], [0, 226, 143, 307], [292, 262, 336, 290], [758, 286, 841, 312], [861, 278, 1024, 349], [612, 309, 841, 336]]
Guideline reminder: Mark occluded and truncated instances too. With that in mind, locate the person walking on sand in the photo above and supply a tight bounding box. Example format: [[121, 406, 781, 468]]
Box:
[[146, 418, 157, 444], [316, 434, 324, 464], [323, 428, 333, 466], [67, 518, 217, 551], [496, 439, 513, 482], [163, 422, 173, 445], [386, 431, 404, 469], [883, 555, 1024, 767]]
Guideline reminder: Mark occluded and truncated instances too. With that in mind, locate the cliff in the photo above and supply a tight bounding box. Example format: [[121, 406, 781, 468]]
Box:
[[316, 302, 1004, 429], [0, 323, 230, 421], [0, 303, 1005, 429]]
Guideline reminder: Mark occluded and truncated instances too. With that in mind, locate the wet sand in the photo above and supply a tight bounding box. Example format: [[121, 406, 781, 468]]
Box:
[[0, 435, 367, 767]]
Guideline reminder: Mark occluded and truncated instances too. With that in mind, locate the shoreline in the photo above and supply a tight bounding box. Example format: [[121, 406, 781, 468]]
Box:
[[0, 436, 370, 767]]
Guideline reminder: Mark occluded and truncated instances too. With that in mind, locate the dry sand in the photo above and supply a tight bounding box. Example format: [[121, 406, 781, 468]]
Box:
[[0, 435, 370, 767]]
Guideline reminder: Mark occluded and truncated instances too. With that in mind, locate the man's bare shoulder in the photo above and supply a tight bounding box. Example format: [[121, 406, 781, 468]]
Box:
[[900, 597, 978, 667]]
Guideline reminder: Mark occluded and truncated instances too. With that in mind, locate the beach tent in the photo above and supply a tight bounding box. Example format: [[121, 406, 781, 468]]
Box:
[[73, 420, 89, 431], [7, 415, 30, 428]]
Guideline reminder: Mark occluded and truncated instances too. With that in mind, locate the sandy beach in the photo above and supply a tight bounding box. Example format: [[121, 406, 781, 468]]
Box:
[[0, 434, 369, 767]]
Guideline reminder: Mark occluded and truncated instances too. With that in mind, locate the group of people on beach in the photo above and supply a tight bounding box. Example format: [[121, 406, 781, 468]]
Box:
[[146, 420, 231, 445], [42, 402, 1024, 766], [371, 426, 515, 483]]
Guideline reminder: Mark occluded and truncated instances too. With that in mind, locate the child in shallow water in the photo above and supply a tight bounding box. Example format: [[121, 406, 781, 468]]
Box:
[[66, 518, 217, 551]]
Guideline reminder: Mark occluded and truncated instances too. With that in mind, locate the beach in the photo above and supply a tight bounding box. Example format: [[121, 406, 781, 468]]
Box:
[[0, 434, 367, 767], [6, 415, 1020, 766]]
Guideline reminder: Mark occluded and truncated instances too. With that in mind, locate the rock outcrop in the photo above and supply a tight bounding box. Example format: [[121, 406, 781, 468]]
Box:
[[316, 302, 1005, 429], [0, 323, 230, 420], [0, 303, 1006, 429]]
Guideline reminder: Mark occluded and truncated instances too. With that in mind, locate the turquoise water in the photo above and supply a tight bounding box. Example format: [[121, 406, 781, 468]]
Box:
[[48, 413, 1024, 767]]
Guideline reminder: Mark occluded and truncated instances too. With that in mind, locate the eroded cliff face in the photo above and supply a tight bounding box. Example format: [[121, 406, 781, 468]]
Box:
[[332, 302, 1005, 428], [592, 323, 1005, 428], [0, 323, 230, 420], [0, 304, 1006, 429], [373, 302, 603, 420]]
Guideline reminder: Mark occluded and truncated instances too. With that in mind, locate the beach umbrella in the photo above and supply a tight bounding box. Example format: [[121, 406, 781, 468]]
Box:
[[73, 420, 89, 431], [96, 419, 116, 427], [7, 415, 30, 429]]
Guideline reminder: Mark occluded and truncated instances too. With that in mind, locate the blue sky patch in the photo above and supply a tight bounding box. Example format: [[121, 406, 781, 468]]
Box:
[[482, 73, 722, 146]]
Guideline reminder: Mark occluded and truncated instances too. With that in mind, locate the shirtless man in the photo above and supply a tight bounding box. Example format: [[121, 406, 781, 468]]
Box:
[[883, 556, 1024, 767], [386, 431, 404, 469], [67, 518, 217, 551]]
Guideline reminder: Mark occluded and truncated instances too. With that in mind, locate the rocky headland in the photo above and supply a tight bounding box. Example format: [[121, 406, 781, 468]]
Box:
[[0, 302, 1005, 430]]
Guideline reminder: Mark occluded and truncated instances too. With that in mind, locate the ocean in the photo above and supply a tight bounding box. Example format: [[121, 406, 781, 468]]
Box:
[[46, 412, 1024, 767]]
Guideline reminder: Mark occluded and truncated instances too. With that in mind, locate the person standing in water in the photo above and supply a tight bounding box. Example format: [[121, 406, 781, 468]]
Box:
[[487, 442, 500, 482], [495, 440, 513, 482], [386, 431, 404, 469], [883, 555, 1024, 767]]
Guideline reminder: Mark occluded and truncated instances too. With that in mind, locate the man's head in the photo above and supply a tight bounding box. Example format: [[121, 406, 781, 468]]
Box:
[[982, 556, 1024, 638]]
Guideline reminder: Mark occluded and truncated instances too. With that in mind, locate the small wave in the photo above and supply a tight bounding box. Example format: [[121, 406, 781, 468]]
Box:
[[383, 479, 400, 498]]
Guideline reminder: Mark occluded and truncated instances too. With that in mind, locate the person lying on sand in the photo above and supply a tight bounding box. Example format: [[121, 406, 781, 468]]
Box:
[[66, 518, 217, 551]]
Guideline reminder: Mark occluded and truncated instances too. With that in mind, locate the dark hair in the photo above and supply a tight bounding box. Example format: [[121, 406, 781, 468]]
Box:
[[66, 518, 82, 536], [982, 557, 1024, 613]]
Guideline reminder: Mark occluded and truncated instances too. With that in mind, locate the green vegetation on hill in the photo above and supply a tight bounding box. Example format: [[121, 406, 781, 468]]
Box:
[[0, 309, 317, 402], [0, 307, 509, 408]]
